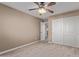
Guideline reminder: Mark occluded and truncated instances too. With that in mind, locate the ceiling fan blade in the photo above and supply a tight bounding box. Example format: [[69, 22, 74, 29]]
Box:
[[34, 2, 40, 7], [47, 2, 56, 6], [29, 8, 39, 11], [47, 9, 54, 13]]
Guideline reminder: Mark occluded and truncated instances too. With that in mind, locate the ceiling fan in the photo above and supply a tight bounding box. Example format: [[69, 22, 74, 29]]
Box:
[[28, 2, 56, 15]]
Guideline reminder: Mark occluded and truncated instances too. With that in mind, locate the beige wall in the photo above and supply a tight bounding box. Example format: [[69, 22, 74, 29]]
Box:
[[48, 10, 79, 42], [0, 4, 41, 52]]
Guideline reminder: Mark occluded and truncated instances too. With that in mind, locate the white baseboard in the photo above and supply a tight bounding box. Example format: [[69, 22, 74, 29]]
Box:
[[0, 40, 39, 55]]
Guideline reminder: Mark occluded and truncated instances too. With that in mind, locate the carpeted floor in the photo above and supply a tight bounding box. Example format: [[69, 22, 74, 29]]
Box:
[[0, 41, 79, 57]]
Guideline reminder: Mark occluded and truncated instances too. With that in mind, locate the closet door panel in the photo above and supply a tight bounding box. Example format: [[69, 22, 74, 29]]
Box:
[[52, 16, 79, 47], [75, 16, 79, 47], [52, 18, 63, 44], [63, 17, 76, 47]]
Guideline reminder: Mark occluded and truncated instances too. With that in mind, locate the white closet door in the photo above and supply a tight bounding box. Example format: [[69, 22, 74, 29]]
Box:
[[52, 18, 63, 44], [63, 17, 76, 47], [52, 16, 79, 47], [74, 16, 79, 47]]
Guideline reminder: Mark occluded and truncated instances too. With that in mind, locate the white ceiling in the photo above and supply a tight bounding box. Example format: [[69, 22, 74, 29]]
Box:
[[1, 2, 79, 21]]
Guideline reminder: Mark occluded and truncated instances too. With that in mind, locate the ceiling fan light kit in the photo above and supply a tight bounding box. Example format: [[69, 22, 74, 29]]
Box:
[[29, 2, 56, 15], [38, 8, 46, 14]]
